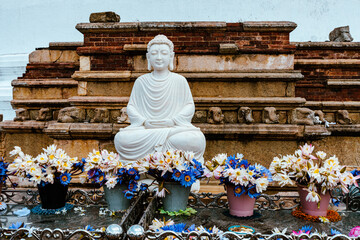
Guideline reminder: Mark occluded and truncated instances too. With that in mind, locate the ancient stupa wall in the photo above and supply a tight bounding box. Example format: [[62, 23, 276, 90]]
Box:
[[1, 18, 359, 167]]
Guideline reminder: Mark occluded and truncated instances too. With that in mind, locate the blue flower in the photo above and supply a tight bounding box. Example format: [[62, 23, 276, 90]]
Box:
[[331, 229, 341, 235], [172, 170, 182, 181], [123, 190, 135, 199], [180, 171, 196, 187], [247, 185, 260, 198], [234, 185, 245, 197], [9, 222, 27, 229], [127, 168, 137, 176], [300, 225, 312, 234], [237, 159, 249, 169], [140, 183, 148, 191], [128, 180, 137, 191], [117, 168, 126, 176], [161, 223, 187, 233], [85, 225, 95, 231], [332, 197, 341, 207], [226, 155, 237, 168], [59, 172, 72, 185], [88, 169, 100, 179], [186, 224, 196, 232], [95, 172, 106, 185]]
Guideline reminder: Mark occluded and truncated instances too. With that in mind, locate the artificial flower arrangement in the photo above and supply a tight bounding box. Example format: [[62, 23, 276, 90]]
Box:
[[133, 149, 204, 197], [81, 149, 142, 200], [149, 218, 222, 234], [204, 153, 272, 198], [7, 145, 84, 186], [269, 143, 358, 203]]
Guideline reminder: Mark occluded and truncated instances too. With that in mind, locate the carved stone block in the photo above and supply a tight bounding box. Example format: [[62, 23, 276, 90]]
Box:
[[329, 26, 353, 42], [89, 11, 120, 23], [36, 108, 52, 121], [90, 108, 110, 123], [207, 107, 224, 124], [14, 108, 30, 122], [291, 108, 315, 125], [262, 107, 279, 124], [314, 110, 325, 124], [337, 110, 352, 125], [238, 107, 254, 124], [58, 107, 85, 123], [192, 110, 207, 123], [117, 107, 130, 124]]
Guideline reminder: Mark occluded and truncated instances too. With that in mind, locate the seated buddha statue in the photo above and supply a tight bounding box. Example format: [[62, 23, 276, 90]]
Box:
[[114, 34, 206, 163]]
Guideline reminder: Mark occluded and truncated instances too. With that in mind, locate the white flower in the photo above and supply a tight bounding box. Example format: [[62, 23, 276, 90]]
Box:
[[236, 153, 244, 160], [316, 151, 326, 160], [212, 153, 227, 165], [9, 146, 22, 156], [305, 190, 320, 203], [273, 172, 293, 187], [105, 177, 118, 189], [255, 177, 269, 193]]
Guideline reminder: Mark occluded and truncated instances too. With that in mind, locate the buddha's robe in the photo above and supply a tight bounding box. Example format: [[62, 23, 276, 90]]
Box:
[[114, 72, 206, 163]]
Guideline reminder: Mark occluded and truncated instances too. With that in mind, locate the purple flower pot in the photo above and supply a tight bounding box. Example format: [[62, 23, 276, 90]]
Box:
[[226, 184, 256, 217], [298, 185, 330, 216], [38, 181, 68, 209]]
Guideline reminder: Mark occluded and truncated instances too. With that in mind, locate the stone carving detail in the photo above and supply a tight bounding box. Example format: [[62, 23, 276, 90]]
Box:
[[238, 107, 254, 124], [117, 107, 130, 124], [314, 110, 325, 124], [89, 11, 120, 23], [14, 108, 30, 121], [91, 108, 110, 123], [262, 107, 279, 124], [192, 111, 207, 123], [337, 110, 352, 125], [291, 108, 315, 125], [36, 108, 52, 121], [329, 26, 353, 42], [207, 107, 224, 124], [58, 107, 85, 123]]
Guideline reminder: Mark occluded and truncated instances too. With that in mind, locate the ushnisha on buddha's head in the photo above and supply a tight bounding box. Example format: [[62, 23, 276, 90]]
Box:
[[146, 35, 175, 71]]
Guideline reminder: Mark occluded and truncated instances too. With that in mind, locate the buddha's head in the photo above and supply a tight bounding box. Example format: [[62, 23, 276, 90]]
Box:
[[146, 35, 175, 71]]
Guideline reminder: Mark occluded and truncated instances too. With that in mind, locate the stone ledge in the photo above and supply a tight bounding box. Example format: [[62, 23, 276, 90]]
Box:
[[72, 70, 303, 82], [0, 121, 46, 133], [242, 21, 297, 32], [305, 101, 360, 110], [76, 21, 296, 34], [68, 96, 306, 109], [49, 42, 83, 50], [11, 99, 70, 108], [12, 79, 78, 87], [295, 59, 360, 66], [327, 79, 360, 87], [292, 41, 360, 50], [328, 124, 360, 134], [123, 44, 147, 52]]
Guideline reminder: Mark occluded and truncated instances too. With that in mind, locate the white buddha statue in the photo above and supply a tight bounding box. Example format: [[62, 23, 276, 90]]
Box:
[[114, 34, 206, 163]]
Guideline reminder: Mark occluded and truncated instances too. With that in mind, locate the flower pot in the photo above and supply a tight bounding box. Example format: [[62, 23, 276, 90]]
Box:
[[38, 181, 68, 209], [163, 181, 191, 212], [103, 184, 131, 211], [226, 184, 256, 217], [297, 185, 330, 216]]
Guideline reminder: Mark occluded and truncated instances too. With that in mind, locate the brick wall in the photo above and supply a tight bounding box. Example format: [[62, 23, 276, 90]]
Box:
[[294, 42, 360, 101], [20, 63, 79, 79]]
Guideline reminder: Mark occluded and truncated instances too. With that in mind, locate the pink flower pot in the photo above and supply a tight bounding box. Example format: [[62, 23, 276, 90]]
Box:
[[226, 184, 256, 217], [297, 185, 330, 216]]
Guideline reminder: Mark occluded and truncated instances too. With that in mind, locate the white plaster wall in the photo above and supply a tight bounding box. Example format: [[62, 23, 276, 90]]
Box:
[[1, 0, 360, 55]]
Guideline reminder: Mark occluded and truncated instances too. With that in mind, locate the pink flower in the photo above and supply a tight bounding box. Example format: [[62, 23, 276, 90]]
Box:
[[349, 226, 360, 237], [300, 143, 317, 160], [213, 166, 223, 180]]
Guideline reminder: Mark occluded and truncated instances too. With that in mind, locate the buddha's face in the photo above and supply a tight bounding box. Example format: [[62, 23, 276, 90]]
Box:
[[147, 44, 174, 71]]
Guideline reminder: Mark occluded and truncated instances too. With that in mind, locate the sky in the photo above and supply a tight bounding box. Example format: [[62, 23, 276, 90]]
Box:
[[1, 0, 360, 55]]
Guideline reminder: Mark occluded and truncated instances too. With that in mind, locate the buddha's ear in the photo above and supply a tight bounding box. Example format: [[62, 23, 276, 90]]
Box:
[[146, 53, 152, 71], [169, 52, 175, 71]]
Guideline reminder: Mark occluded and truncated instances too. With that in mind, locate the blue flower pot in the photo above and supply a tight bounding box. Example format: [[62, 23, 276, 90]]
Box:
[[163, 181, 191, 212], [103, 184, 131, 211]]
